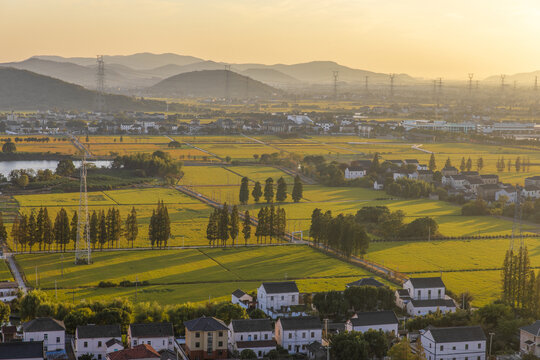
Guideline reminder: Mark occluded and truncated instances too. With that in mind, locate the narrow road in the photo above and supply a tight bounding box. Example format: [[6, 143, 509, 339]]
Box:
[[411, 144, 433, 154], [5, 253, 28, 294]]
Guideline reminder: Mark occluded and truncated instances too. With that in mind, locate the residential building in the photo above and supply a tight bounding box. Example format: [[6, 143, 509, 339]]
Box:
[[74, 324, 123, 360], [403, 277, 446, 300], [287, 115, 314, 125], [128, 323, 174, 352], [0, 281, 18, 302], [418, 170, 434, 183], [399, 277, 456, 316], [257, 281, 299, 317], [522, 186, 540, 199], [495, 186, 517, 203], [184, 316, 229, 360], [22, 317, 66, 352], [0, 341, 44, 360], [520, 320, 540, 357], [275, 317, 322, 354], [477, 184, 500, 201], [231, 289, 253, 309], [480, 174, 498, 185], [421, 326, 487, 360], [228, 319, 276, 358], [345, 277, 385, 288], [344, 167, 367, 180], [441, 166, 458, 177], [345, 311, 398, 334], [306, 341, 326, 360], [525, 176, 540, 188], [407, 299, 457, 316], [395, 289, 412, 309], [107, 344, 160, 360], [1, 325, 18, 342]]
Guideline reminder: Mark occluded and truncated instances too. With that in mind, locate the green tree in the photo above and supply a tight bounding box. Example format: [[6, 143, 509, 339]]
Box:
[[251, 181, 262, 203], [0, 212, 7, 243], [2, 141, 16, 153], [56, 159, 76, 176], [242, 211, 251, 245], [70, 211, 78, 248], [515, 156, 521, 172], [20, 290, 47, 320], [444, 157, 452, 168], [16, 174, 29, 188], [276, 177, 287, 202], [477, 157, 484, 171], [219, 203, 230, 247], [89, 211, 99, 249], [124, 207, 138, 248], [292, 175, 303, 202], [263, 177, 274, 203], [466, 157, 472, 172], [206, 209, 219, 247], [35, 207, 45, 251], [98, 210, 108, 250], [215, 303, 248, 324], [26, 210, 37, 253], [240, 349, 257, 359], [229, 205, 240, 246], [459, 157, 466, 172], [42, 208, 53, 252], [0, 301, 10, 324], [239, 177, 250, 205], [330, 331, 369, 360], [429, 153, 437, 171]]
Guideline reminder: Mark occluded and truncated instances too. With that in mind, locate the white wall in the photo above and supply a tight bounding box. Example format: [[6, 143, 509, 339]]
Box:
[[257, 286, 299, 314], [403, 282, 445, 300], [275, 322, 321, 354], [24, 330, 65, 352], [422, 331, 486, 360], [131, 336, 174, 352], [345, 321, 397, 334], [75, 337, 123, 359]]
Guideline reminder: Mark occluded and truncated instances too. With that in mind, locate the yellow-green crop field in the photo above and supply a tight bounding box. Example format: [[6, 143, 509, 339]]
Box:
[[0, 260, 13, 282], [17, 245, 382, 305]]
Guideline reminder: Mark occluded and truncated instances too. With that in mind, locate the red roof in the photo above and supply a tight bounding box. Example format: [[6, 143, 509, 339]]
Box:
[[108, 344, 160, 360]]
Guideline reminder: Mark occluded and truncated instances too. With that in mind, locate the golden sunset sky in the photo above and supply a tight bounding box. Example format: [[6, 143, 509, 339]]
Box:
[[1, 0, 539, 79]]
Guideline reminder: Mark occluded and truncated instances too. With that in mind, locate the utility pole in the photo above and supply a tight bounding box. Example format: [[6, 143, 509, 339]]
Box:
[[489, 332, 495, 359], [468, 73, 474, 93], [389, 73, 395, 99], [364, 76, 369, 95]]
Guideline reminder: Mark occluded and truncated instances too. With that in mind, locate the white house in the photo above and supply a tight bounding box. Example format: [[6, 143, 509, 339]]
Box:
[[228, 319, 276, 358], [344, 167, 367, 180], [74, 324, 123, 360], [0, 341, 44, 360], [257, 281, 299, 317], [0, 281, 18, 302], [345, 311, 398, 334], [520, 320, 540, 357], [232, 289, 253, 309], [522, 186, 540, 200], [399, 277, 456, 316], [275, 317, 322, 355], [128, 323, 175, 352], [495, 188, 517, 203], [287, 115, 314, 125], [22, 318, 66, 352], [421, 326, 487, 360], [373, 180, 384, 190]]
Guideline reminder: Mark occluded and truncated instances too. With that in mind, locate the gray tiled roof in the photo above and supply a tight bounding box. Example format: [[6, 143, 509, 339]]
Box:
[[0, 341, 44, 359], [23, 317, 65, 332], [184, 317, 228, 332], [279, 317, 321, 331], [261, 281, 299, 294], [231, 319, 273, 333], [408, 277, 445, 288], [427, 326, 486, 343], [130, 323, 174, 338], [521, 321, 540, 336], [410, 298, 456, 308], [346, 277, 385, 288], [349, 311, 398, 327]]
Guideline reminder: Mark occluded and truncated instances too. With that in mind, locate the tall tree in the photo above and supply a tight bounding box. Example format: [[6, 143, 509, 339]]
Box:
[[263, 177, 274, 203], [251, 181, 262, 203], [42, 208, 53, 252], [148, 210, 156, 248], [507, 159, 512, 172], [219, 203, 230, 247], [206, 209, 219, 247], [444, 157, 452, 168], [89, 211, 99, 250], [239, 177, 250, 205], [35, 208, 45, 251], [477, 157, 484, 172], [26, 210, 37, 253], [276, 177, 287, 202], [370, 153, 380, 173], [292, 175, 303, 203], [229, 205, 240, 246], [242, 210, 251, 246], [515, 156, 521, 172], [70, 212, 78, 249], [124, 207, 138, 248], [459, 157, 466, 172], [0, 212, 7, 244], [428, 153, 437, 171], [466, 157, 472, 172], [98, 210, 107, 250], [54, 208, 70, 252]]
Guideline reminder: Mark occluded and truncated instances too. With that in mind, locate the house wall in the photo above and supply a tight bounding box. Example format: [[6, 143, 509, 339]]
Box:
[[130, 336, 174, 351], [422, 331, 486, 360], [75, 336, 122, 359], [275, 322, 321, 354], [345, 321, 397, 334], [24, 330, 65, 352], [520, 329, 540, 356], [186, 330, 228, 360], [403, 282, 445, 300], [407, 302, 455, 316], [257, 286, 299, 313]]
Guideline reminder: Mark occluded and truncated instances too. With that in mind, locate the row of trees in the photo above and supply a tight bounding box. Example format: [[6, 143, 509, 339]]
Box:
[[112, 151, 182, 178], [255, 205, 286, 243], [10, 206, 139, 252], [206, 204, 251, 247], [385, 177, 433, 198], [309, 209, 370, 257], [148, 201, 170, 248], [239, 175, 303, 204], [496, 156, 531, 173]]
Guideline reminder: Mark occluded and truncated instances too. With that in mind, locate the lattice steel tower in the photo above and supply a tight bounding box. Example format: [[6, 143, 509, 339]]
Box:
[[96, 55, 105, 112], [75, 156, 91, 264], [332, 71, 339, 100]]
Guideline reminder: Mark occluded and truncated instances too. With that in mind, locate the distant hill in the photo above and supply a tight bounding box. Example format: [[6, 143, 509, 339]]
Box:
[[148, 70, 282, 98], [484, 71, 540, 85], [241, 68, 300, 85], [35, 52, 203, 69], [146, 60, 225, 78], [0, 67, 168, 111]]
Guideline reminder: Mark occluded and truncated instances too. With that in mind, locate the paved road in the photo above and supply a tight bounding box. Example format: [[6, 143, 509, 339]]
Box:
[[5, 253, 28, 294]]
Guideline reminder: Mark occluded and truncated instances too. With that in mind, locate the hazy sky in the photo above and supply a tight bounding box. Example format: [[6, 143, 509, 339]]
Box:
[[1, 0, 539, 79]]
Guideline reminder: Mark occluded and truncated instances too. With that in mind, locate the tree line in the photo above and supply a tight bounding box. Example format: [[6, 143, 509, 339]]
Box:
[[309, 209, 370, 258], [239, 175, 303, 204], [207, 204, 250, 247], [496, 156, 531, 173], [255, 205, 286, 244], [112, 151, 182, 178], [148, 201, 170, 248]]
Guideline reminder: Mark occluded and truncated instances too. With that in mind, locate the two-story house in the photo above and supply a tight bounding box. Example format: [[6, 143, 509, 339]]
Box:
[[275, 317, 322, 354], [184, 316, 229, 360], [231, 289, 253, 309], [22, 317, 66, 352], [257, 281, 299, 317], [128, 323, 174, 352], [345, 311, 398, 334], [344, 167, 367, 180], [228, 319, 276, 358], [520, 320, 540, 357], [421, 326, 487, 360], [398, 277, 456, 316], [0, 282, 18, 303], [74, 324, 123, 359]]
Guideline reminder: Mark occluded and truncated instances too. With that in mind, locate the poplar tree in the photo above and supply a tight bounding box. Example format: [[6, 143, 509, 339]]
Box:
[[515, 156, 521, 172], [27, 210, 37, 253], [263, 177, 274, 203], [89, 211, 99, 250], [124, 207, 138, 248], [252, 181, 262, 203], [36, 208, 44, 251], [276, 177, 287, 202], [292, 175, 303, 203], [219, 203, 230, 247], [42, 208, 53, 252], [206, 209, 219, 247], [54, 208, 70, 252], [459, 157, 466, 172], [444, 157, 452, 168], [229, 205, 240, 246], [98, 210, 107, 250], [242, 210, 251, 245], [19, 214, 28, 252], [429, 153, 437, 171], [477, 157, 484, 172], [466, 157, 472, 172], [70, 212, 78, 248], [239, 177, 249, 205]]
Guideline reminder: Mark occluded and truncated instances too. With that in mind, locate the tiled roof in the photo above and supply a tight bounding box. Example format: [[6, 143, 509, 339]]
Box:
[[106, 338, 123, 348], [231, 319, 273, 333], [184, 317, 228, 332], [279, 317, 321, 331], [77, 324, 121, 339], [408, 277, 445, 289], [108, 344, 160, 360], [427, 326, 486, 343], [232, 289, 247, 298], [261, 281, 298, 294], [0, 281, 18, 289], [129, 323, 174, 338], [349, 311, 398, 327], [23, 317, 65, 332], [346, 277, 385, 288], [521, 321, 540, 336]]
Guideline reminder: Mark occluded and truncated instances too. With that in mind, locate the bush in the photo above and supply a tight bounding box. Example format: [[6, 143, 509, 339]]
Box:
[[98, 281, 116, 288]]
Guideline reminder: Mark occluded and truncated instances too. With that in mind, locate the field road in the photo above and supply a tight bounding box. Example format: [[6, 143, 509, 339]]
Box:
[[411, 144, 433, 154], [5, 253, 28, 294], [164, 135, 223, 161]]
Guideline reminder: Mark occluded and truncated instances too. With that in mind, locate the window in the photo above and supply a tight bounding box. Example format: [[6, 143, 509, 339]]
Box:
[[218, 331, 223, 337], [418, 290, 421, 297], [288, 333, 292, 339], [56, 337, 60, 343], [218, 341, 223, 347], [478, 344, 481, 349], [162, 340, 165, 345], [281, 296, 284, 300], [44, 334, 48, 340], [452, 346, 456, 350], [429, 344, 432, 348], [134, 340, 137, 345], [98, 341, 102, 347], [440, 345, 444, 351], [288, 345, 291, 351], [98, 356, 102, 360], [302, 332, 306, 338], [195, 342, 200, 348], [465, 344, 469, 350], [311, 332, 315, 338], [196, 332, 200, 338], [84, 341, 88, 348], [241, 335, 243, 340], [265, 334, 268, 340], [270, 296, 274, 301], [292, 295, 295, 301], [148, 341, 151, 346], [302, 345, 306, 350], [254, 335, 258, 340], [258, 351, 262, 357], [428, 290, 432, 298]]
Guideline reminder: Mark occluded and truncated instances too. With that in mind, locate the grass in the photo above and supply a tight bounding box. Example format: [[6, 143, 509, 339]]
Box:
[[0, 260, 13, 282], [17, 245, 381, 305], [180, 166, 242, 186]]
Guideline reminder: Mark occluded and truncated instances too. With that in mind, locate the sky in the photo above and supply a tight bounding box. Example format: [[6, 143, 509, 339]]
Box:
[[1, 0, 539, 79]]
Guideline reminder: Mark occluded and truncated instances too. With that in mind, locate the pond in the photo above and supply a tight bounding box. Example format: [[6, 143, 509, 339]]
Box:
[[0, 160, 112, 177]]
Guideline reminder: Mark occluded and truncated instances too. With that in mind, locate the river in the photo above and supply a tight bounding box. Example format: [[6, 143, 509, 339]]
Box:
[[0, 160, 112, 177]]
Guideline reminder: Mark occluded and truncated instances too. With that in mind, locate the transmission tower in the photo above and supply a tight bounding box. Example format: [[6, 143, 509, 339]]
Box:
[[75, 156, 91, 264], [224, 65, 231, 101], [500, 74, 506, 90], [332, 71, 339, 100], [95, 55, 105, 112], [364, 76, 369, 95], [535, 76, 538, 92], [389, 73, 395, 98], [468, 73, 474, 93]]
